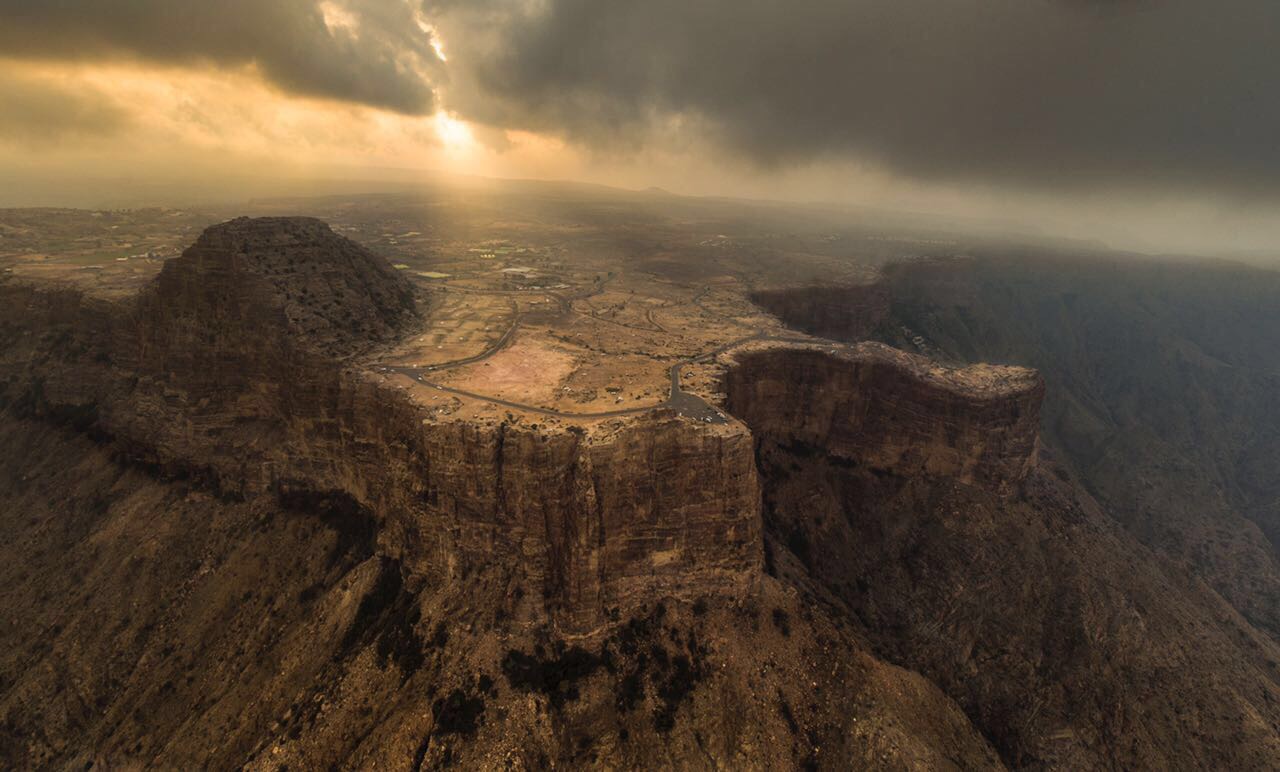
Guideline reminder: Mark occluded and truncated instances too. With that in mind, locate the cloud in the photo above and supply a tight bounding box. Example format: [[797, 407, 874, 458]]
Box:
[[0, 70, 130, 144], [428, 0, 1280, 198], [0, 0, 441, 114]]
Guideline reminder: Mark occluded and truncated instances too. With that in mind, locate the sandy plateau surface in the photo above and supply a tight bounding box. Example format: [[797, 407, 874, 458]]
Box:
[[436, 337, 578, 406]]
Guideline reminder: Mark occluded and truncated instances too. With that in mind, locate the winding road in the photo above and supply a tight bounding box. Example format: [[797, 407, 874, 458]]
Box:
[[383, 281, 816, 423], [385, 330, 817, 423]]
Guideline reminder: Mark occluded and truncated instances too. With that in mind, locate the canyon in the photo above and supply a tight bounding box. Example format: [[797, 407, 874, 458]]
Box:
[[2, 216, 1278, 769]]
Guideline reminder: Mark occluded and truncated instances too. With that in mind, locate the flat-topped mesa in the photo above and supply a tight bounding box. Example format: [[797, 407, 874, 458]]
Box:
[[750, 280, 890, 341], [0, 217, 761, 631], [135, 216, 418, 364], [722, 341, 1044, 493]]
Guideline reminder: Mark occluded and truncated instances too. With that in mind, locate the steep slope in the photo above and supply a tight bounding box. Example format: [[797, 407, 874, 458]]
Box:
[[751, 283, 890, 342], [0, 414, 1005, 770], [739, 285, 1280, 768], [153, 216, 419, 359], [4, 219, 1280, 769], [0, 218, 1005, 769], [876, 255, 1280, 640], [746, 434, 1280, 768], [0, 217, 762, 631]]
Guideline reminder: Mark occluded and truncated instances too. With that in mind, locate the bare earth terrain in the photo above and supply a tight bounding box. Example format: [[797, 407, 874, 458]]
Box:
[[2, 184, 1279, 769]]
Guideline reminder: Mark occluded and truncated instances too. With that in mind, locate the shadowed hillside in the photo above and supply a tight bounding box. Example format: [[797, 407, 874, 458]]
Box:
[[878, 255, 1280, 639]]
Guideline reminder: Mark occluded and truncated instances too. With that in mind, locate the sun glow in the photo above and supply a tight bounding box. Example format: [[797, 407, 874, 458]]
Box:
[[414, 15, 448, 62], [433, 112, 473, 153]]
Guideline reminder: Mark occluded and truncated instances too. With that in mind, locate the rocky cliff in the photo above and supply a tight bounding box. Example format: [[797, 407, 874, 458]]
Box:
[[5, 220, 1280, 769], [718, 287, 1280, 769], [724, 342, 1043, 493], [0, 217, 759, 632], [874, 255, 1280, 642], [0, 412, 1004, 769], [750, 281, 890, 341]]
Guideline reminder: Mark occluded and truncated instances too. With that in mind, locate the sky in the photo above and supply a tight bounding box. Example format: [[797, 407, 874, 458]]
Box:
[[1, 0, 1279, 255]]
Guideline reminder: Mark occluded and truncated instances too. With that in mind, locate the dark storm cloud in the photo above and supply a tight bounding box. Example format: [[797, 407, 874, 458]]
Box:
[[429, 0, 1280, 196], [0, 0, 440, 114]]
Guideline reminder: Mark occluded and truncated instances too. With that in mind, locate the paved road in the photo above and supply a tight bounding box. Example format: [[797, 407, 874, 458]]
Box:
[[389, 280, 818, 422], [416, 312, 523, 372], [406, 283, 573, 372], [384, 330, 818, 423]]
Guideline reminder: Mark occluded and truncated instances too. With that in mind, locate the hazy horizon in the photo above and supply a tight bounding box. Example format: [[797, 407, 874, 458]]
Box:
[[3, 0, 1280, 256]]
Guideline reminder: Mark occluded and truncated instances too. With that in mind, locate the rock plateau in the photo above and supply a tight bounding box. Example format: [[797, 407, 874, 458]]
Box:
[[1, 219, 1278, 769]]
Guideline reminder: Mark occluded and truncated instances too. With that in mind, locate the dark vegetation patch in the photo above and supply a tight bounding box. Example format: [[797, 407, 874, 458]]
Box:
[[651, 648, 702, 732], [414, 675, 496, 765], [502, 644, 605, 710], [778, 691, 821, 769], [500, 604, 710, 731], [431, 688, 486, 736]]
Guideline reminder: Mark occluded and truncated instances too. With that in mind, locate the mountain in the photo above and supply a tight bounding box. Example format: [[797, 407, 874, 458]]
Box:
[[1, 220, 1278, 768], [876, 254, 1280, 641]]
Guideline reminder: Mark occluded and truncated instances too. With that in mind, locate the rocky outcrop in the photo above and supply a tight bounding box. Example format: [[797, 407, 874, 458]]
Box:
[[8, 217, 1280, 770], [740, 280, 1044, 491], [752, 430, 1280, 770], [0, 413, 1002, 770], [0, 219, 1048, 638], [137, 216, 419, 361], [723, 342, 1043, 493], [750, 281, 890, 341], [0, 217, 759, 632]]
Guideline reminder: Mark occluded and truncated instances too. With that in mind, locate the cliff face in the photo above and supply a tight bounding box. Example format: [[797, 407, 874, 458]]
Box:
[[8, 219, 1280, 769], [747, 431, 1280, 769], [750, 282, 890, 341], [0, 218, 1009, 769], [0, 217, 759, 631], [724, 343, 1043, 493], [712, 282, 1280, 768], [718, 311, 1280, 770], [0, 414, 1004, 770], [877, 255, 1280, 640]]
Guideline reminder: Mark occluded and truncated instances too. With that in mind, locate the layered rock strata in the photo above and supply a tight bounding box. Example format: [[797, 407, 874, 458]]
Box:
[[0, 218, 760, 631], [7, 219, 1280, 769], [750, 281, 890, 341], [723, 342, 1043, 493], [0, 218, 1041, 632]]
